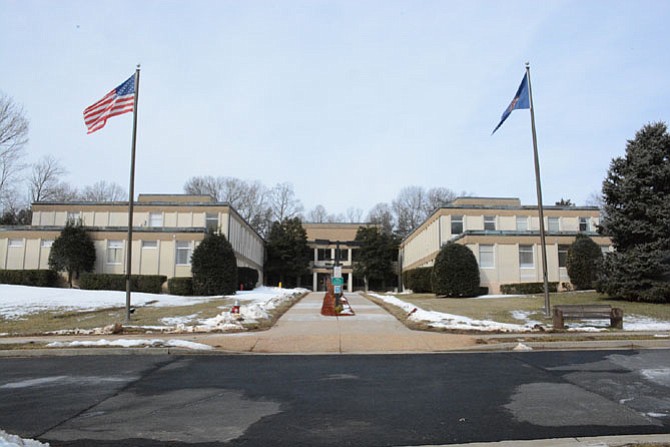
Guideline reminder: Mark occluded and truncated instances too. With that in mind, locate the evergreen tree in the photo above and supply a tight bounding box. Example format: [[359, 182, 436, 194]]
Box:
[[566, 234, 603, 290], [431, 242, 480, 297], [48, 220, 96, 287], [599, 122, 670, 302], [265, 217, 309, 287], [353, 226, 399, 291], [191, 231, 238, 296]]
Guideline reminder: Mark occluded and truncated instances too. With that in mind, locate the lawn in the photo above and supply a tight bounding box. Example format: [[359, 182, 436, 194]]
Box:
[[386, 291, 670, 327], [0, 298, 235, 336]]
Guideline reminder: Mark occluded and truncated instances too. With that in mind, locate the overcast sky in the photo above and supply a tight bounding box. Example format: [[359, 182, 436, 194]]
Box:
[[2, 0, 669, 215]]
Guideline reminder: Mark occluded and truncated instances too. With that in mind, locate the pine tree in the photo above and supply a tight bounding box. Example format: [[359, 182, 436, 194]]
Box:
[[48, 220, 96, 287], [191, 231, 238, 296], [431, 242, 480, 297], [599, 122, 670, 302], [353, 226, 399, 291], [264, 217, 309, 287], [566, 234, 602, 290]]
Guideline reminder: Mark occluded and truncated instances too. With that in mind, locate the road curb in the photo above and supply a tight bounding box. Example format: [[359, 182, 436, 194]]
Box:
[[1, 338, 669, 357], [416, 433, 670, 446]]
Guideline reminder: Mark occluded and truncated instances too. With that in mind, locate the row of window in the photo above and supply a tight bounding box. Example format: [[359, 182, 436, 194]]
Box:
[[451, 215, 593, 235], [477, 244, 608, 269], [105, 240, 194, 265], [61, 212, 220, 230]]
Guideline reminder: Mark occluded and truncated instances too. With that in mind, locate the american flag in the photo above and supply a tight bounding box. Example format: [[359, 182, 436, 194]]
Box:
[[83, 74, 135, 134]]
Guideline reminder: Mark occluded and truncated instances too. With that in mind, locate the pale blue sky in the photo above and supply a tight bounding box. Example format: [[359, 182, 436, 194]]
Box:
[[2, 0, 669, 215]]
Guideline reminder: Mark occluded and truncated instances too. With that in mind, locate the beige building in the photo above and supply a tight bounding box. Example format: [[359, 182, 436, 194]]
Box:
[[400, 197, 612, 294], [303, 223, 375, 292], [0, 194, 264, 284]]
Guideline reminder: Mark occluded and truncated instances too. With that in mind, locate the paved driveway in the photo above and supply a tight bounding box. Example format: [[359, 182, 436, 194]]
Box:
[[206, 292, 477, 353]]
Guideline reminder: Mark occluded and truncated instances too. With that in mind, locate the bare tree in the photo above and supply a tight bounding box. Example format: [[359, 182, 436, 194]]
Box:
[[367, 202, 395, 235], [269, 182, 303, 222], [346, 207, 363, 223], [424, 187, 456, 214], [29, 155, 67, 202], [584, 191, 603, 208], [80, 181, 127, 202], [0, 93, 29, 209], [183, 175, 222, 200], [183, 175, 274, 236], [306, 204, 329, 223], [49, 182, 80, 202], [392, 186, 427, 238]]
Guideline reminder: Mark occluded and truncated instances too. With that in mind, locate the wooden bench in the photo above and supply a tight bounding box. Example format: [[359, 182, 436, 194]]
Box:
[[552, 304, 624, 330]]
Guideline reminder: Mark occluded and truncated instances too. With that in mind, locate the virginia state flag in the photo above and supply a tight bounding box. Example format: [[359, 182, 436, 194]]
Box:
[[492, 73, 530, 135]]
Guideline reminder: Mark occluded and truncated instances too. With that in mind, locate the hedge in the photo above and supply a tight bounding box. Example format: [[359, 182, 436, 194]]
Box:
[[500, 282, 558, 295], [238, 267, 259, 291], [79, 273, 166, 294], [168, 277, 193, 296], [402, 267, 433, 293], [0, 269, 59, 287]]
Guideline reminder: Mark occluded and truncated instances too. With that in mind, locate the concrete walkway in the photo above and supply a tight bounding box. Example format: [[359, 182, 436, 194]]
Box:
[[205, 292, 478, 354]]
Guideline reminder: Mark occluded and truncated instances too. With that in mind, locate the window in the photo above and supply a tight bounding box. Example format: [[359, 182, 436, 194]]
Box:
[[558, 245, 569, 268], [579, 217, 589, 232], [317, 248, 332, 261], [8, 239, 23, 248], [484, 216, 496, 231], [335, 247, 349, 263], [142, 240, 158, 249], [479, 245, 494, 268], [206, 213, 219, 232], [519, 245, 534, 268], [516, 216, 528, 232], [451, 215, 463, 235], [107, 240, 124, 264], [41, 239, 54, 248], [67, 212, 81, 223], [548, 217, 560, 232], [148, 212, 163, 228], [176, 241, 192, 265]]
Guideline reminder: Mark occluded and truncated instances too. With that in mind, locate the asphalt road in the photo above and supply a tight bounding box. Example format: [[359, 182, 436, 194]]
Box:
[[1, 350, 669, 446]]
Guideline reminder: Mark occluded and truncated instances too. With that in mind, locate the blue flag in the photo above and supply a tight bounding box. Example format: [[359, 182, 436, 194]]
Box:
[[492, 73, 530, 135]]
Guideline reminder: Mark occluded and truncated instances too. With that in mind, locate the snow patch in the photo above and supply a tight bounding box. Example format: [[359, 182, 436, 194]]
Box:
[[0, 430, 49, 446], [45, 339, 213, 350], [371, 293, 535, 332]]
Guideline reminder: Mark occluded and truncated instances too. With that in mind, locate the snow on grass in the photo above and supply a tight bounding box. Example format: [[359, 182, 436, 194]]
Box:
[[0, 284, 220, 320], [370, 293, 534, 332], [0, 430, 49, 447], [0, 284, 307, 334], [373, 292, 670, 332], [45, 339, 214, 350], [182, 287, 308, 332]]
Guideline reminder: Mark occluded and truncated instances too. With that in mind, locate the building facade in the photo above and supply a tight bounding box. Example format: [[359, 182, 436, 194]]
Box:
[[0, 194, 264, 285], [400, 197, 611, 294], [303, 223, 375, 292]]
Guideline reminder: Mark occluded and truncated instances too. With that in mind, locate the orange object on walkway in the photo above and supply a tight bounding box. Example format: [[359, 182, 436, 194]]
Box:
[[321, 284, 355, 316]]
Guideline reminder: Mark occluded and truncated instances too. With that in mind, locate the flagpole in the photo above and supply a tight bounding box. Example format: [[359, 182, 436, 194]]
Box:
[[525, 63, 551, 317], [125, 65, 140, 323]]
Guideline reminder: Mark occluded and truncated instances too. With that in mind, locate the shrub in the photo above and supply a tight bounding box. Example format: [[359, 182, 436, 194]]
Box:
[[48, 220, 96, 287], [403, 267, 433, 293], [168, 277, 193, 296], [191, 232, 238, 296], [431, 242, 481, 297], [238, 267, 259, 291], [566, 234, 603, 290], [0, 269, 59, 287], [79, 273, 166, 294], [500, 282, 559, 295]]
